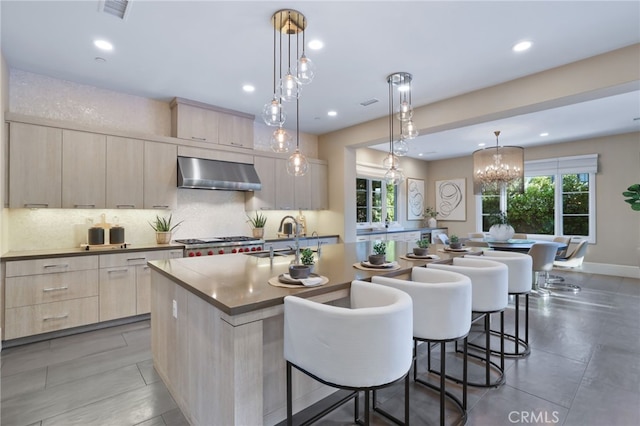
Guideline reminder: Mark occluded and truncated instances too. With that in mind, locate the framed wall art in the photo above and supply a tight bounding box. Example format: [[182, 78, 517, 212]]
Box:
[[407, 178, 425, 220], [435, 178, 466, 221]]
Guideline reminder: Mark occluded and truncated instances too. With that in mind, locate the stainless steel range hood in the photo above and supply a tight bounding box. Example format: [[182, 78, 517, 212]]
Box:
[[177, 156, 261, 191]]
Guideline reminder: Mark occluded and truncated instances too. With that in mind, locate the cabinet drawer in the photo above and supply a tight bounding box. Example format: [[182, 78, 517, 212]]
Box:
[[5, 256, 99, 277], [6, 270, 99, 308], [99, 250, 181, 268], [5, 296, 99, 340]]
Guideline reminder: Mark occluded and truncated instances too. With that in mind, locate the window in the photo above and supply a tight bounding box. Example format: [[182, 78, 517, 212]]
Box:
[[356, 177, 396, 225], [478, 154, 597, 241]]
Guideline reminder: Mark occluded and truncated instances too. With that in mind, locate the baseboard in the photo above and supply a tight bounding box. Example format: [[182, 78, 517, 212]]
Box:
[[555, 262, 640, 279]]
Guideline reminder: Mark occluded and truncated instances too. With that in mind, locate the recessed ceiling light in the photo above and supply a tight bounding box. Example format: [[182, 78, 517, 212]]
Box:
[[539, 132, 549, 137], [418, 153, 423, 157], [327, 110, 337, 117], [94, 39, 113, 51], [478, 143, 486, 147], [513, 40, 532, 52], [242, 84, 255, 92], [308, 40, 324, 50]]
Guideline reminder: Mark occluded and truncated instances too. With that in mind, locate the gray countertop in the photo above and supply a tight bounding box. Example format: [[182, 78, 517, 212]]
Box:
[[1, 243, 185, 261], [147, 241, 459, 316]]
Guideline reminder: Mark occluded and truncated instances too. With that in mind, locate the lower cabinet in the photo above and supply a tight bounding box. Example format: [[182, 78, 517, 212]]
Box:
[[3, 248, 183, 340]]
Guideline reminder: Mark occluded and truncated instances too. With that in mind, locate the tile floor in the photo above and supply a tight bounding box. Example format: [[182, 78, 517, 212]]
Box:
[[1, 270, 638, 425]]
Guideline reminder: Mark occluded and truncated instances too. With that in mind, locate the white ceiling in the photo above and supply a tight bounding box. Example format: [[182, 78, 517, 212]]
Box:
[[2, 1, 639, 160]]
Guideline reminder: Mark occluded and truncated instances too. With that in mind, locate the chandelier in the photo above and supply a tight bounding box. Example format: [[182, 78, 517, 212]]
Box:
[[472, 131, 524, 194], [262, 9, 314, 176], [383, 72, 417, 185]]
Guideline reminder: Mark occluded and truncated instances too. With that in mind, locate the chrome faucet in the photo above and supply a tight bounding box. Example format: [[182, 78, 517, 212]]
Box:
[[311, 230, 321, 255], [278, 215, 300, 264]]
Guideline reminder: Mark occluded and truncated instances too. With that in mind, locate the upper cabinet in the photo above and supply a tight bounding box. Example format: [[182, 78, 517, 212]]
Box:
[[9, 122, 63, 208], [245, 154, 328, 211], [106, 136, 144, 209], [144, 141, 177, 210], [170, 97, 254, 149], [62, 130, 106, 209]]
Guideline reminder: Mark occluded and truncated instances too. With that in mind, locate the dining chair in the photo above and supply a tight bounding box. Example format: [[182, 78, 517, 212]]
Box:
[[428, 257, 509, 388], [527, 242, 558, 296], [512, 233, 528, 239], [547, 240, 589, 293], [372, 268, 472, 426], [547, 236, 573, 283], [284, 280, 413, 425]]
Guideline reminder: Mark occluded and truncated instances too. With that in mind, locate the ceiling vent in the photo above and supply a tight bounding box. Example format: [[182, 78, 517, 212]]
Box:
[[99, 0, 130, 20], [360, 98, 379, 107]]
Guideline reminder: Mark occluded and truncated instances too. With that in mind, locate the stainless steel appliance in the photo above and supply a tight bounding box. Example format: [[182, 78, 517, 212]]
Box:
[[175, 236, 264, 257]]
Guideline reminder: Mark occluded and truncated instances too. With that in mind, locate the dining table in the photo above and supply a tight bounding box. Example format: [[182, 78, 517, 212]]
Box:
[[479, 238, 568, 253]]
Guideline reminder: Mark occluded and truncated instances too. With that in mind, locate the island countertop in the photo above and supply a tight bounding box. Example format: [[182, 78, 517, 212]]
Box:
[[148, 241, 437, 316]]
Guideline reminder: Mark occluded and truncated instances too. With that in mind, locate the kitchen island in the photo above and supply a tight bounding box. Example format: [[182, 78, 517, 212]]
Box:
[[148, 241, 441, 425]]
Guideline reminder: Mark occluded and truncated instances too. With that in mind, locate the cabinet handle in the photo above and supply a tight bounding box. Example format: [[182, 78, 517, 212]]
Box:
[[152, 205, 170, 209], [127, 257, 147, 262], [43, 286, 69, 292], [74, 204, 96, 208], [43, 313, 69, 321], [108, 268, 129, 273], [44, 264, 69, 269], [24, 203, 49, 208], [230, 142, 244, 147], [191, 136, 207, 141], [116, 204, 136, 209]]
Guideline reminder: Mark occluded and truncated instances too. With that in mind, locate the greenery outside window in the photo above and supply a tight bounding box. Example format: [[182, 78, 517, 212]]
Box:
[[356, 177, 396, 225], [479, 154, 597, 242]]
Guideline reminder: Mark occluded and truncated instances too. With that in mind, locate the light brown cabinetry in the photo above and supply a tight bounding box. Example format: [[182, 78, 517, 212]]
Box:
[[106, 136, 144, 209], [4, 256, 99, 339], [245, 155, 329, 211], [8, 122, 63, 208], [218, 113, 254, 149], [170, 97, 254, 149], [62, 129, 107, 209], [144, 141, 177, 209], [99, 250, 183, 321]]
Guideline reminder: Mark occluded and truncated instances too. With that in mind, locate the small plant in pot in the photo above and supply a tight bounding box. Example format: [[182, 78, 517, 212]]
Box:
[[448, 235, 462, 249], [413, 239, 430, 256], [423, 207, 439, 228], [149, 214, 182, 244], [289, 248, 314, 279], [488, 211, 515, 241], [369, 241, 387, 265], [246, 212, 267, 238]]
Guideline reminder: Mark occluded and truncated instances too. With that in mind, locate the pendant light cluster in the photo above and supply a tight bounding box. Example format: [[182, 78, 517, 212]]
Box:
[[261, 9, 315, 176], [383, 72, 418, 185], [472, 131, 524, 194]]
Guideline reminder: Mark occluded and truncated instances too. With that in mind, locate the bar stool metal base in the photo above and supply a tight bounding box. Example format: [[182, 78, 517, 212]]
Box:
[[439, 312, 505, 388], [484, 293, 530, 358], [540, 282, 581, 293], [287, 361, 410, 426], [413, 337, 468, 426]]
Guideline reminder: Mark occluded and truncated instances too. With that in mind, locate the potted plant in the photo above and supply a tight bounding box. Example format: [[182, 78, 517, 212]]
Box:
[[488, 211, 515, 241], [413, 239, 430, 256], [423, 207, 439, 228], [300, 247, 315, 272], [449, 234, 462, 249], [623, 183, 640, 211], [369, 241, 387, 265], [149, 214, 182, 244], [246, 212, 267, 238]]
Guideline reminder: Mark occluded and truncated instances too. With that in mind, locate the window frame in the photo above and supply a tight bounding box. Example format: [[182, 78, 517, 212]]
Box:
[[476, 154, 597, 243], [356, 176, 397, 227]]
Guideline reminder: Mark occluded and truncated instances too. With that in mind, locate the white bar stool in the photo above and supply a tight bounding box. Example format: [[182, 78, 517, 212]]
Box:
[[428, 257, 509, 388], [476, 251, 533, 358], [372, 268, 472, 426], [284, 280, 414, 425]]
